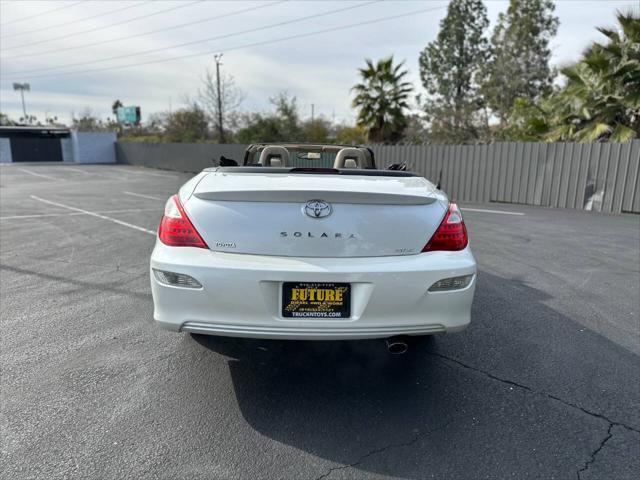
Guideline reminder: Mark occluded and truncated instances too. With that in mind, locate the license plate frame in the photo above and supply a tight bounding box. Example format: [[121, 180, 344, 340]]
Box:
[[281, 282, 351, 319]]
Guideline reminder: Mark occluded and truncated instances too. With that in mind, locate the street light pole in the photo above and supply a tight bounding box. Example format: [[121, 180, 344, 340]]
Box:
[[12, 82, 30, 122], [213, 54, 225, 143]]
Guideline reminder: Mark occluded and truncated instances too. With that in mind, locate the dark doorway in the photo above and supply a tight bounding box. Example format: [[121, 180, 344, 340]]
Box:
[[10, 137, 63, 162]]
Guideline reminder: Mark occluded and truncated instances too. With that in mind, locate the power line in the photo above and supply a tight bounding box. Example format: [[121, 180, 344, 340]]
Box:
[[0, 0, 86, 27], [1, 0, 205, 51], [5, 0, 381, 76], [2, 0, 287, 61], [2, 4, 447, 81], [1, 1, 152, 39]]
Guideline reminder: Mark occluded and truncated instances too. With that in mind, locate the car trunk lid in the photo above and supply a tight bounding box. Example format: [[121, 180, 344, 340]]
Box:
[[184, 172, 448, 257]]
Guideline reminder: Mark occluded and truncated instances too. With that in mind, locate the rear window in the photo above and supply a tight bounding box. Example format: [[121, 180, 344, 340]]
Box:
[[244, 145, 375, 169], [246, 149, 338, 168]]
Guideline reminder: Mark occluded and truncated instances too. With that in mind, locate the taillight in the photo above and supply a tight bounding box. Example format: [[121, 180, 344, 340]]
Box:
[[422, 202, 468, 252], [158, 195, 208, 248]]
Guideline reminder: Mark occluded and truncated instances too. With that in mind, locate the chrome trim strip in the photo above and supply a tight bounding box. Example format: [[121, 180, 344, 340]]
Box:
[[181, 321, 446, 338]]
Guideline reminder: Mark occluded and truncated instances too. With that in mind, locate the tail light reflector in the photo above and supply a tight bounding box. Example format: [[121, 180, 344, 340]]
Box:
[[428, 274, 474, 292], [158, 195, 208, 248], [153, 269, 202, 288], [422, 203, 468, 252]]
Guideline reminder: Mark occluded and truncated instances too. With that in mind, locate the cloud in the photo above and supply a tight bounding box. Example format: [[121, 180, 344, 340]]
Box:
[[0, 0, 637, 124]]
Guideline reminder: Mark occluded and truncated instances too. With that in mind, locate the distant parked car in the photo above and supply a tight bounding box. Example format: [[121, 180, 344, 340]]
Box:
[[150, 144, 476, 353]]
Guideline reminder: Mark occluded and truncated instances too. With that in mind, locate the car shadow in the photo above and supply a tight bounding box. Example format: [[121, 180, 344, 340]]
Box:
[[190, 271, 640, 479]]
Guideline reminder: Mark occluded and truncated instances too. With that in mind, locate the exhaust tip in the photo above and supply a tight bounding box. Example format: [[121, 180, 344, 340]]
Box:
[[386, 336, 409, 355]]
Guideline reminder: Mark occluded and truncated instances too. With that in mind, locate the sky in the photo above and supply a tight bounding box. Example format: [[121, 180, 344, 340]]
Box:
[[0, 0, 638, 125]]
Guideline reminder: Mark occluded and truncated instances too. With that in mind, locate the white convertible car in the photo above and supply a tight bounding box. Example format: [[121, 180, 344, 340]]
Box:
[[150, 144, 476, 352]]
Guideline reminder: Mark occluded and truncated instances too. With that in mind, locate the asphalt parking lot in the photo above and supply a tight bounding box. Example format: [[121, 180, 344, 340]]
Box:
[[1, 163, 638, 480]]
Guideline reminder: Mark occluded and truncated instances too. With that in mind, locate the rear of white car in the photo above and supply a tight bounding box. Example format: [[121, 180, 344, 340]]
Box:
[[150, 168, 476, 340]]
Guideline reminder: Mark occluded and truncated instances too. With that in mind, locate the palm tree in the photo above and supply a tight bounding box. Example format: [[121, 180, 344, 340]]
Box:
[[547, 11, 639, 142], [112, 99, 123, 116], [352, 57, 413, 143]]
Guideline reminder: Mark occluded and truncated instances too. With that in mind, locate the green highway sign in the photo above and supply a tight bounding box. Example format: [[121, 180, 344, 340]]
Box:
[[116, 106, 140, 124]]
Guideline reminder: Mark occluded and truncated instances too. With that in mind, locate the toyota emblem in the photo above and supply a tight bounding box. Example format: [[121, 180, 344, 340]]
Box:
[[304, 200, 332, 219]]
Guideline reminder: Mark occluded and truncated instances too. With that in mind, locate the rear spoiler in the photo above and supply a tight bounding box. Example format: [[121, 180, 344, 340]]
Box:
[[209, 166, 417, 177], [194, 189, 436, 205]]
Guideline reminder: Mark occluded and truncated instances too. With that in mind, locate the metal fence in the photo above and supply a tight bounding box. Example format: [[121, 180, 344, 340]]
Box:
[[374, 141, 640, 214], [116, 142, 247, 172], [117, 140, 640, 214]]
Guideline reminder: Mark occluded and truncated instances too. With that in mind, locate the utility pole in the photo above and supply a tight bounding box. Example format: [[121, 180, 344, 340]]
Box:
[[213, 54, 225, 143], [311, 103, 315, 123], [13, 82, 30, 122]]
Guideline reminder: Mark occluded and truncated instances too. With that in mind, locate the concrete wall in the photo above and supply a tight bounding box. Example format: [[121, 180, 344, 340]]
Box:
[[0, 131, 115, 163], [116, 142, 248, 172], [72, 131, 116, 163], [115, 140, 640, 214], [0, 138, 11, 163], [61, 138, 73, 163]]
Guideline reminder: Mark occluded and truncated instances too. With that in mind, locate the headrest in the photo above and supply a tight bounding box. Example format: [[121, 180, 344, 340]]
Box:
[[333, 148, 366, 169], [259, 146, 290, 166], [344, 158, 357, 168]]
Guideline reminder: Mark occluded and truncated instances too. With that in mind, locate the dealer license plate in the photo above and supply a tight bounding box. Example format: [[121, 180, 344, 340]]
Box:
[[281, 282, 351, 318]]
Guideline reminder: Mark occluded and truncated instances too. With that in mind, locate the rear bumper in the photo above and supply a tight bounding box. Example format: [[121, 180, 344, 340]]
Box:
[[150, 242, 476, 340]]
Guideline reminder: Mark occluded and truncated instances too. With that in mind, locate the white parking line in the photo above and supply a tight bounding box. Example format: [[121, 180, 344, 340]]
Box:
[[63, 167, 92, 175], [17, 168, 63, 181], [116, 168, 176, 178], [462, 207, 525, 216], [30, 196, 156, 235], [0, 208, 159, 220], [123, 191, 164, 201]]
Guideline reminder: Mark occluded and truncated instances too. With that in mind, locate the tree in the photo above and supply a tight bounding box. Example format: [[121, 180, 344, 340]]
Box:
[[199, 67, 244, 143], [146, 112, 168, 134], [45, 115, 62, 126], [401, 114, 430, 144], [301, 118, 331, 143], [72, 109, 107, 131], [235, 92, 302, 143], [112, 99, 123, 116], [418, 0, 490, 143], [110, 100, 124, 135], [546, 11, 639, 141], [481, 0, 559, 130], [164, 104, 210, 143], [352, 56, 413, 143], [270, 92, 301, 140], [505, 11, 639, 142], [333, 124, 367, 144], [0, 112, 18, 126], [500, 96, 554, 141]]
